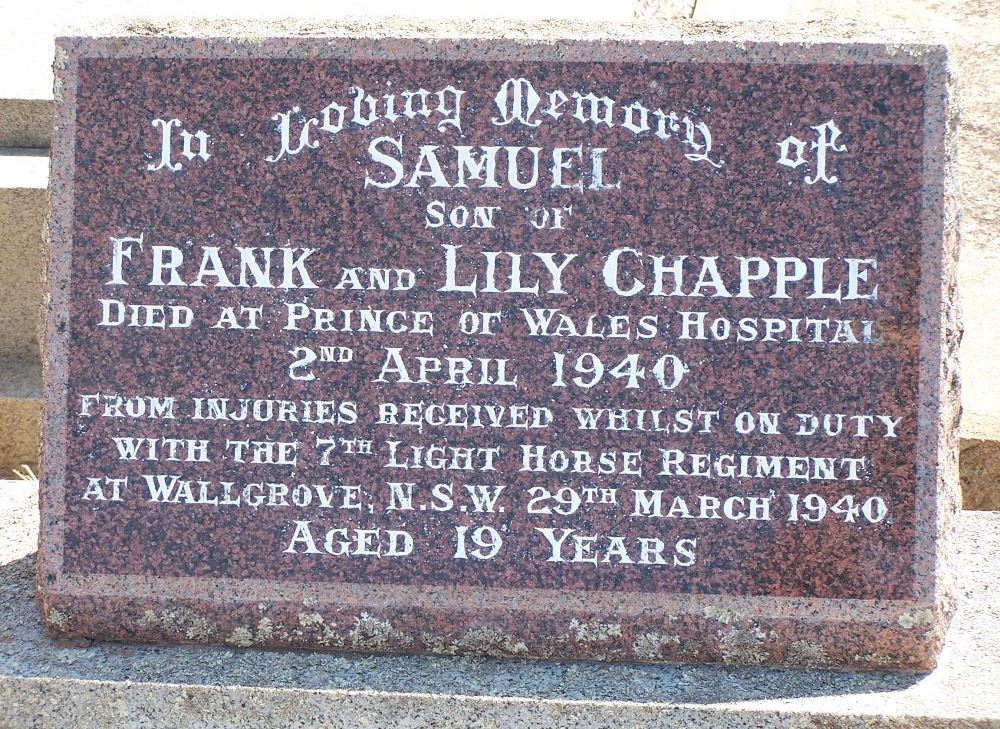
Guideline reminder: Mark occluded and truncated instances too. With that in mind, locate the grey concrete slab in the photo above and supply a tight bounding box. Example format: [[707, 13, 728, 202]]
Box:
[[1, 481, 998, 727]]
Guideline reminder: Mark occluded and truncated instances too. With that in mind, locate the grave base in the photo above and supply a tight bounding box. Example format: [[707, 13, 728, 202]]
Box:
[[2, 481, 998, 728]]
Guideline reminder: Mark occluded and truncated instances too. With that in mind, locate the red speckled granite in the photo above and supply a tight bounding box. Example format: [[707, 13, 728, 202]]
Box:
[[39, 20, 959, 670]]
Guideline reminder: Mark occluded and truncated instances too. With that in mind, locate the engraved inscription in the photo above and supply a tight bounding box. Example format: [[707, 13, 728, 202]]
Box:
[[62, 60, 926, 602]]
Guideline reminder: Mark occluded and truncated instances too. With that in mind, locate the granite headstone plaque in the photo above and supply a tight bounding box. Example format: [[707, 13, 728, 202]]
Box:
[[39, 22, 959, 669]]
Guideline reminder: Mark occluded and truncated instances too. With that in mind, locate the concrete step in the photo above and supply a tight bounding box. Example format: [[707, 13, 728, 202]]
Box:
[[0, 358, 41, 475], [0, 150, 46, 476], [0, 149, 46, 362], [0, 100, 51, 148], [1, 481, 998, 727]]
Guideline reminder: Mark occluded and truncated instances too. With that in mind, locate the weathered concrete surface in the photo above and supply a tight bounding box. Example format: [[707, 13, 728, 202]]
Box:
[[0, 360, 41, 476], [960, 439, 1000, 511], [2, 480, 998, 727], [0, 150, 46, 362], [0, 150, 45, 476], [0, 101, 52, 148]]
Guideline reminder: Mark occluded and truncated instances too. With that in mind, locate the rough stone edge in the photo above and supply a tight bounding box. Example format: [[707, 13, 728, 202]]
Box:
[[933, 37, 963, 661], [36, 587, 954, 671], [53, 16, 950, 46], [38, 19, 74, 619], [37, 25, 957, 672]]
